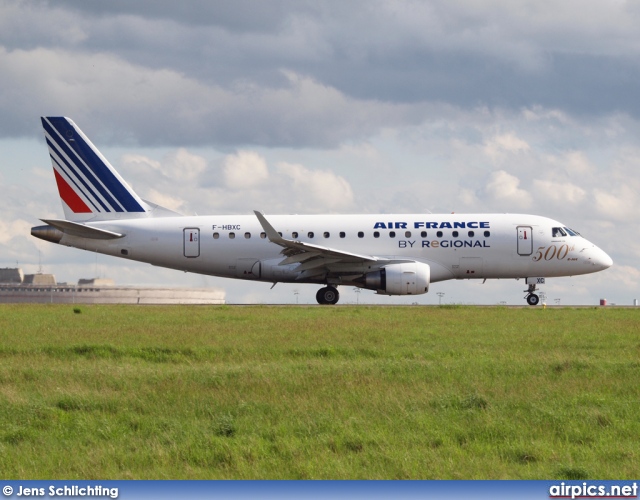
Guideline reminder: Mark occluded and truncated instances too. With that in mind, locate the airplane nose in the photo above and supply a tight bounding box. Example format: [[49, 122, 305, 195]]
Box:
[[591, 246, 613, 270]]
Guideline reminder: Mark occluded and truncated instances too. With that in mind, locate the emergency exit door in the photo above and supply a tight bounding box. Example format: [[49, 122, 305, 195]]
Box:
[[184, 228, 200, 258], [517, 226, 533, 256]]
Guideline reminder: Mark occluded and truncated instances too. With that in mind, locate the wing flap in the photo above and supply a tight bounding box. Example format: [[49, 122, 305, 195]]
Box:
[[254, 210, 379, 266]]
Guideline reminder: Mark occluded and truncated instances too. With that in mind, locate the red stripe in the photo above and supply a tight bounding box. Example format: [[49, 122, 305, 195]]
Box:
[[53, 169, 92, 213]]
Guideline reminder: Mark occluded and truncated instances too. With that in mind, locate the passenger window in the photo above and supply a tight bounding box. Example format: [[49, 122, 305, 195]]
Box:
[[339, 232, 346, 238], [358, 231, 364, 238], [244, 232, 251, 239], [389, 231, 396, 238], [278, 232, 282, 237], [374, 231, 380, 238], [213, 232, 220, 239], [421, 231, 427, 238], [324, 232, 330, 238], [292, 232, 298, 238], [468, 231, 474, 237], [405, 231, 411, 238], [260, 232, 266, 239], [452, 231, 459, 238], [484, 231, 490, 237], [308, 232, 314, 238], [229, 233, 235, 239], [437, 231, 443, 238]]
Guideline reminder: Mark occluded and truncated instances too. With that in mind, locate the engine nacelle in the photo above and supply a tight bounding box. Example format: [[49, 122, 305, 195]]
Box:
[[362, 262, 430, 295]]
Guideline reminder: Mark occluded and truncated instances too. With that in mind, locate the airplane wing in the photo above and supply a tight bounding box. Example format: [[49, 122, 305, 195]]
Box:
[[254, 211, 383, 278]]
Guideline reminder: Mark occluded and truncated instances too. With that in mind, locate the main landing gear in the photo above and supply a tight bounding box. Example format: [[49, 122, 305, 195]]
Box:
[[316, 286, 340, 305]]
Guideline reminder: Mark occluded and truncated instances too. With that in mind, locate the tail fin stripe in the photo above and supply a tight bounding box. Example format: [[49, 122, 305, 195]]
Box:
[[43, 120, 122, 212], [49, 151, 104, 212], [44, 118, 145, 213], [46, 136, 110, 212], [53, 169, 92, 213]]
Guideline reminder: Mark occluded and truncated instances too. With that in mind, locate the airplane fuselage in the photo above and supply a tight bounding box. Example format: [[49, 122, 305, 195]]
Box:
[[49, 213, 610, 286]]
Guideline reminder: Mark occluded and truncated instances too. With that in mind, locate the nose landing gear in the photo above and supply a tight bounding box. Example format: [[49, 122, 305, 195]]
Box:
[[524, 278, 545, 306], [526, 290, 540, 306]]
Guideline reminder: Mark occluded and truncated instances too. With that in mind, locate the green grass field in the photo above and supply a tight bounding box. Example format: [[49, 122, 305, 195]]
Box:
[[0, 304, 638, 479]]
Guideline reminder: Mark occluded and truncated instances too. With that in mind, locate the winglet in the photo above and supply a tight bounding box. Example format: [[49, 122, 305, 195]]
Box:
[[254, 211, 287, 246]]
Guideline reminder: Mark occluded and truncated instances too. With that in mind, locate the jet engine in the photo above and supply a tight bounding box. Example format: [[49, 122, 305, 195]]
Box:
[[360, 262, 430, 295]]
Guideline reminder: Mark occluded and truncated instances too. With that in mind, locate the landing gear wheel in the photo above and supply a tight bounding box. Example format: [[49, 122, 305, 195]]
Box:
[[526, 293, 540, 306], [316, 286, 340, 305]]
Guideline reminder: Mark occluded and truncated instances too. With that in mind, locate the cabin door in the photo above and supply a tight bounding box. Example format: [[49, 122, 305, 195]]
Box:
[[516, 226, 533, 256], [183, 228, 200, 258]]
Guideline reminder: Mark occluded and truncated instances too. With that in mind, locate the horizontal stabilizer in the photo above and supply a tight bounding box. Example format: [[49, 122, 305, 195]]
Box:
[[40, 219, 124, 240]]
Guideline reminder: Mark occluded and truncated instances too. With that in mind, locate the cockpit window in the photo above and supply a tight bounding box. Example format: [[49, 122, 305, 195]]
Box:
[[552, 227, 567, 237], [564, 227, 580, 236]]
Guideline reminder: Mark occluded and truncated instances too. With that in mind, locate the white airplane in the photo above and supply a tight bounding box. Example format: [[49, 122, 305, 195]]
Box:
[[32, 117, 612, 305]]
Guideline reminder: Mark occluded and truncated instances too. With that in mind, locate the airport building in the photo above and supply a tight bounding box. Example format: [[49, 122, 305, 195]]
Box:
[[0, 268, 225, 305]]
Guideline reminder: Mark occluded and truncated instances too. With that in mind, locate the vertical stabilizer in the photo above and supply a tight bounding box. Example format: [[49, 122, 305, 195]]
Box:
[[41, 116, 150, 221]]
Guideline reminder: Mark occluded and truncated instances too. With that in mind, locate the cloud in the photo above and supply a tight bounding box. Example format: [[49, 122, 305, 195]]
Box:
[[223, 150, 269, 190], [593, 185, 639, 221], [483, 132, 531, 163], [0, 46, 425, 148], [113, 147, 356, 215], [483, 170, 532, 209], [533, 179, 586, 205], [4, 0, 640, 151], [143, 189, 185, 213], [275, 162, 355, 212]]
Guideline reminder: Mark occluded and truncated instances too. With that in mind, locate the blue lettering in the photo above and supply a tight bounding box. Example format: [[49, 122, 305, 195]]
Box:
[[413, 221, 489, 229], [473, 240, 482, 248], [395, 222, 407, 229], [441, 241, 449, 248], [464, 241, 473, 247], [374, 222, 386, 229], [483, 241, 490, 247], [454, 240, 463, 248], [422, 241, 430, 248]]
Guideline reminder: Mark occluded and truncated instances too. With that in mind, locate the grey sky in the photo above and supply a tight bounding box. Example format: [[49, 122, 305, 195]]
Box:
[[1, 0, 638, 304]]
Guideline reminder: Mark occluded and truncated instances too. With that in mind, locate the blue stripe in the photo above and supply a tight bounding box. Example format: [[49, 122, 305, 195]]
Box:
[[47, 117, 145, 212], [49, 117, 144, 212], [46, 137, 109, 212], [49, 154, 102, 212], [43, 119, 124, 212]]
